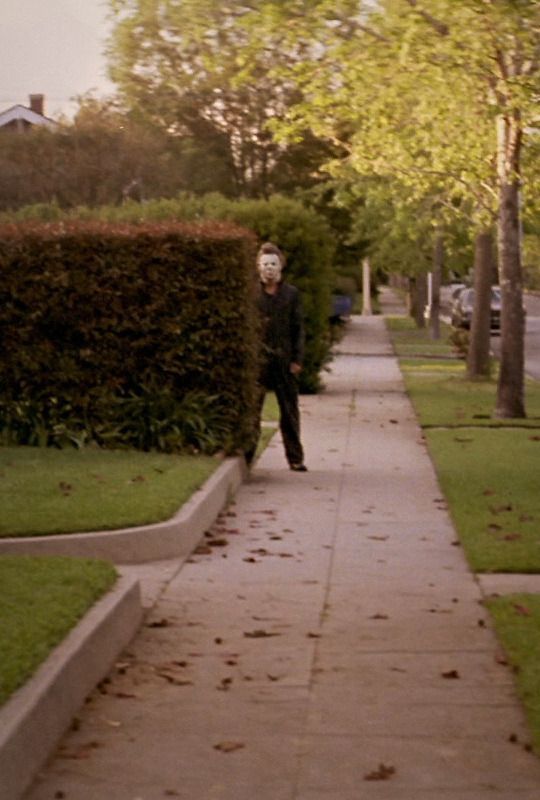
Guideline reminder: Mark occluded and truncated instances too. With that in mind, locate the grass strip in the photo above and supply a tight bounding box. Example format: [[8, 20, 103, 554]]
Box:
[[485, 594, 540, 755], [0, 448, 219, 538], [386, 315, 457, 358], [425, 428, 540, 572], [0, 556, 117, 705]]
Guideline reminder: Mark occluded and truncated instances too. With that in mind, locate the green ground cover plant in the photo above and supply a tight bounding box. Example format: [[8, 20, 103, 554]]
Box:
[[0, 447, 218, 537], [0, 556, 117, 705], [486, 594, 540, 755]]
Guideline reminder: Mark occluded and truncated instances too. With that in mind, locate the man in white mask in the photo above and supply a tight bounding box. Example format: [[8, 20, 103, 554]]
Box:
[[250, 241, 307, 471]]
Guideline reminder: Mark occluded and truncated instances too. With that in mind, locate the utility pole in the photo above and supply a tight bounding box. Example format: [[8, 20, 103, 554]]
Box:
[[362, 258, 372, 315]]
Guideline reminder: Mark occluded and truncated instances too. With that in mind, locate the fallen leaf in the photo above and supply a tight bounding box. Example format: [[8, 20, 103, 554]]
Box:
[[214, 741, 245, 753], [513, 604, 531, 616], [490, 503, 513, 514], [217, 677, 233, 691], [59, 741, 101, 760], [243, 557, 258, 563], [130, 474, 146, 483], [208, 538, 229, 547], [307, 631, 321, 638], [503, 533, 522, 541], [441, 669, 460, 679], [370, 613, 389, 620], [155, 671, 193, 686], [194, 544, 212, 555], [368, 535, 388, 541], [146, 618, 170, 628], [364, 763, 396, 781], [244, 629, 282, 638]]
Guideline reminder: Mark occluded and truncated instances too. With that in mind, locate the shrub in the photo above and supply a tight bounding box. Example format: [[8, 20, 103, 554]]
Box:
[[0, 220, 260, 455]]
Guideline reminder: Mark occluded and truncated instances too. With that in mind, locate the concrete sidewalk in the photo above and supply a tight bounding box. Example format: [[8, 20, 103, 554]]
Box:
[[24, 296, 540, 799]]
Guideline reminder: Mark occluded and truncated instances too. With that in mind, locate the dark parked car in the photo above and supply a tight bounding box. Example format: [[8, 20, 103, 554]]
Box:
[[451, 286, 501, 332]]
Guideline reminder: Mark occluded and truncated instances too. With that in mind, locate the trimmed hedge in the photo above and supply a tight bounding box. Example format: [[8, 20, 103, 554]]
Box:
[[6, 195, 337, 392], [0, 220, 260, 454]]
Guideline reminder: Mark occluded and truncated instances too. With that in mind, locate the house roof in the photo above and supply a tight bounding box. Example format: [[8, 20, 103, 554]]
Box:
[[0, 104, 58, 130]]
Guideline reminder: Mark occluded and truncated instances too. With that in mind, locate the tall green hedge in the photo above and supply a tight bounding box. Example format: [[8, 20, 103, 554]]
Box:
[[6, 194, 337, 392], [0, 221, 260, 454]]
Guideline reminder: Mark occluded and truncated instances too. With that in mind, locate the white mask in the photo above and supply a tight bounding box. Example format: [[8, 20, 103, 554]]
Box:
[[258, 253, 282, 285]]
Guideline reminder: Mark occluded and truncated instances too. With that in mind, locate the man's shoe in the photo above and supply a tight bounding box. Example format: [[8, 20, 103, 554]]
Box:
[[290, 463, 308, 472]]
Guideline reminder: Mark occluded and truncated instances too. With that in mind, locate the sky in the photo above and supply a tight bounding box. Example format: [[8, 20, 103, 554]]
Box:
[[0, 0, 116, 119]]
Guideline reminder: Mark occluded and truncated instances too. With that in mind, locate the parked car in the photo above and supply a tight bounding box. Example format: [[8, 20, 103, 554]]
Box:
[[451, 286, 502, 332]]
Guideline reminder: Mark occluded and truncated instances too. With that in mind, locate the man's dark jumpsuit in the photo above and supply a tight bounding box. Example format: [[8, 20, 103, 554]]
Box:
[[255, 280, 305, 467]]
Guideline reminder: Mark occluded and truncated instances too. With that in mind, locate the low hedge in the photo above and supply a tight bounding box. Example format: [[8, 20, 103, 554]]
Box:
[[0, 220, 260, 454]]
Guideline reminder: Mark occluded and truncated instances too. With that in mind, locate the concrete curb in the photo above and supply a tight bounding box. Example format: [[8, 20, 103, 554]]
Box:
[[0, 574, 143, 800], [0, 456, 247, 563]]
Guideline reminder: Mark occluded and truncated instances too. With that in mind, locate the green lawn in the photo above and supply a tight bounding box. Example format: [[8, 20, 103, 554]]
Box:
[[0, 447, 219, 537], [0, 556, 117, 705], [486, 594, 540, 755], [425, 428, 540, 572]]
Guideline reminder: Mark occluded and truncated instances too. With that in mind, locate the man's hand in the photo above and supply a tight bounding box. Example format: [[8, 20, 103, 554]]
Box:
[[290, 362, 302, 375]]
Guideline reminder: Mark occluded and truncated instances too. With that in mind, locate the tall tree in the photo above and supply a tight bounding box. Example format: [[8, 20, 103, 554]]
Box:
[[238, 0, 539, 417], [106, 0, 336, 197]]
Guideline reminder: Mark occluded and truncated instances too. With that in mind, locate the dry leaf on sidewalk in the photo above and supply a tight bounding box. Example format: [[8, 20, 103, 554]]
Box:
[[364, 763, 396, 781], [441, 669, 460, 679], [244, 629, 282, 638], [214, 741, 245, 753]]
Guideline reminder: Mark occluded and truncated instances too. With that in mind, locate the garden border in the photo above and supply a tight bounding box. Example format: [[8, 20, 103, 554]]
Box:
[[0, 456, 247, 563]]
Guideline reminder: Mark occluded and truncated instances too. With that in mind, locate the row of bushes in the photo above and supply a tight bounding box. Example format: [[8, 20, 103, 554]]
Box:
[[0, 221, 261, 454], [4, 194, 337, 392]]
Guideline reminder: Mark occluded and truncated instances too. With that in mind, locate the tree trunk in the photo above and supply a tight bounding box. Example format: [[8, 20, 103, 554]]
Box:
[[467, 231, 494, 379], [494, 112, 526, 418], [409, 274, 427, 328], [429, 235, 442, 340]]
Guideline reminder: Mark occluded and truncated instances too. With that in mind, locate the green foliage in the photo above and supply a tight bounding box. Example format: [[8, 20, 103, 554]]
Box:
[[106, 1, 337, 199], [0, 220, 260, 454], [0, 556, 117, 705]]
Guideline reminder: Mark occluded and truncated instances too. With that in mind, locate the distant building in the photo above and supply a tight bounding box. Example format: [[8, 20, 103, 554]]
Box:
[[0, 94, 58, 133]]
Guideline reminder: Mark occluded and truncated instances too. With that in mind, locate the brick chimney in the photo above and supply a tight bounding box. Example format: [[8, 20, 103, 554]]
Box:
[[29, 94, 45, 116]]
